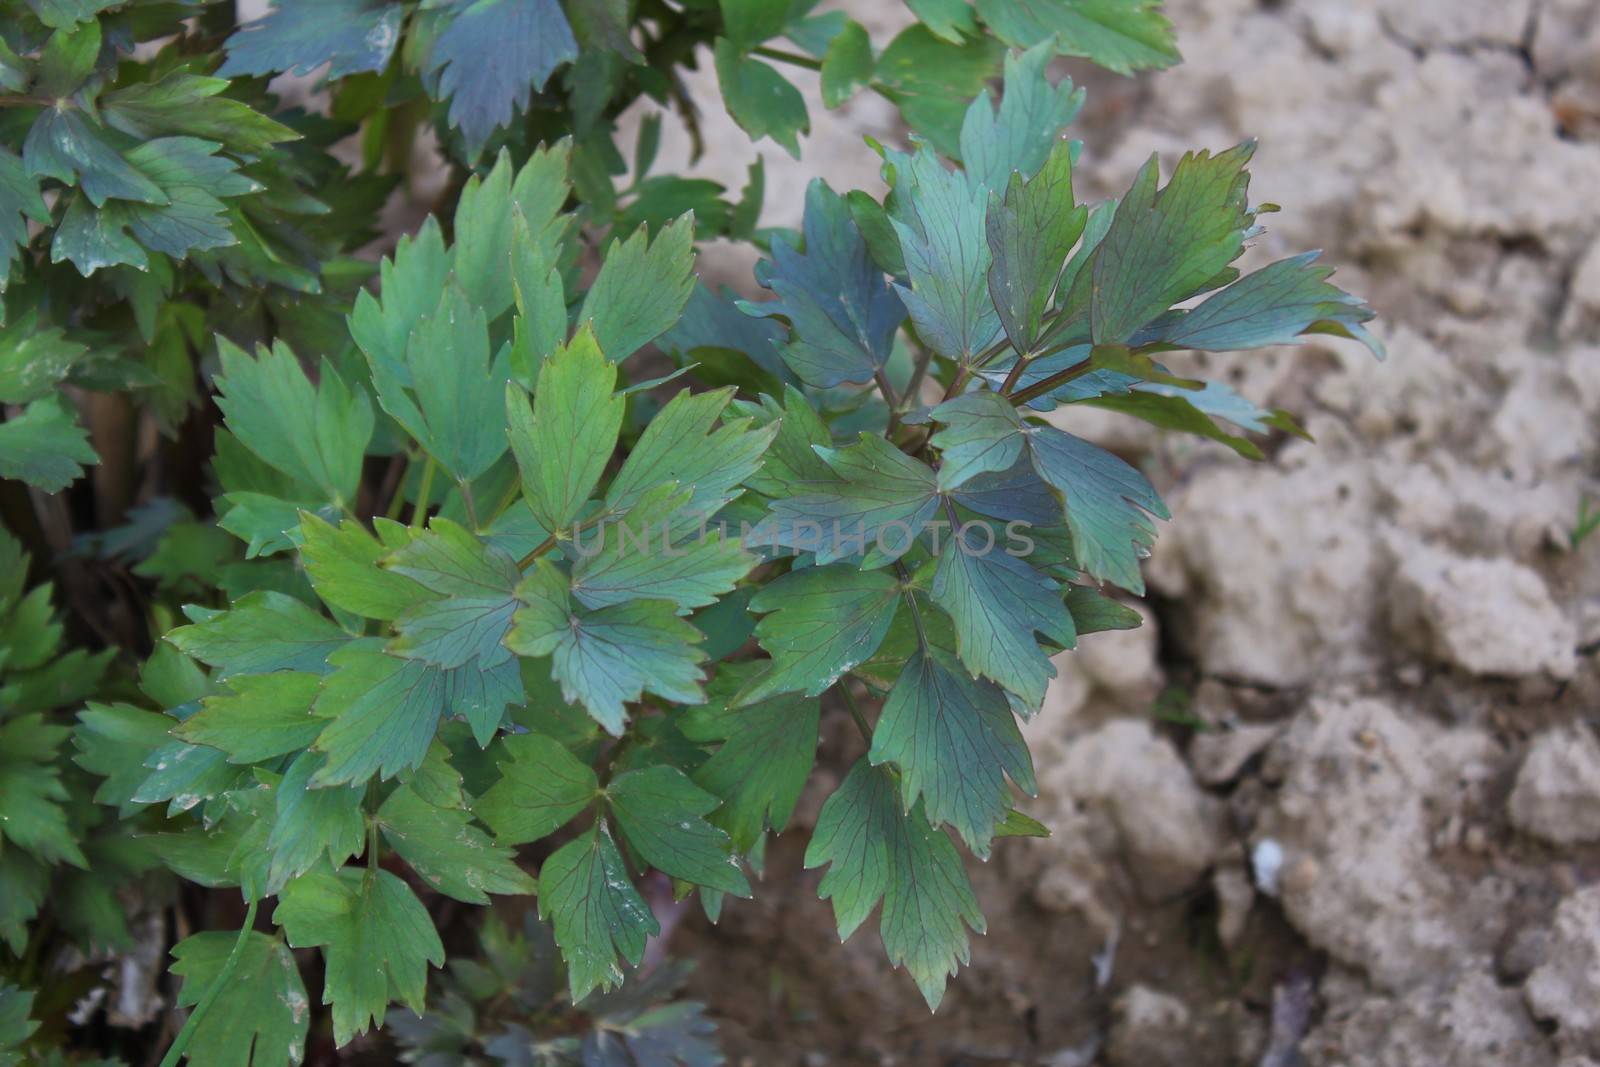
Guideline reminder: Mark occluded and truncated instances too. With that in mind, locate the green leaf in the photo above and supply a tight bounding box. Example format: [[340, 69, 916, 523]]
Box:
[[267, 751, 365, 885], [0, 758, 85, 867], [719, 0, 792, 49], [454, 142, 572, 323], [0, 984, 38, 1055], [604, 386, 776, 518], [907, 0, 976, 42], [570, 483, 757, 612], [1090, 143, 1256, 345], [886, 145, 1002, 362], [0, 310, 89, 404], [26, 0, 121, 30], [274, 865, 444, 1047], [73, 702, 174, 815], [132, 740, 240, 817], [538, 824, 659, 1002], [929, 388, 1027, 491], [1083, 386, 1266, 460], [985, 141, 1087, 354], [221, 0, 403, 79], [931, 543, 1075, 709], [753, 433, 940, 564], [1063, 585, 1142, 633], [741, 563, 900, 702], [425, 0, 578, 154], [474, 732, 599, 844], [101, 74, 299, 156], [349, 219, 451, 390], [735, 385, 833, 497], [310, 645, 446, 785], [608, 765, 750, 894], [23, 108, 165, 207], [960, 42, 1086, 195], [929, 394, 1168, 591], [1145, 250, 1383, 358], [170, 930, 310, 1067], [369, 282, 506, 482], [175, 671, 325, 764], [301, 514, 431, 621], [375, 783, 537, 904], [1027, 425, 1168, 593], [508, 325, 623, 533], [975, 0, 1180, 74], [0, 148, 48, 287], [0, 394, 97, 491], [740, 180, 906, 388], [876, 27, 998, 156], [74, 137, 260, 263], [873, 26, 1000, 158], [713, 39, 809, 158], [996, 807, 1051, 838], [682, 667, 820, 853], [869, 648, 1035, 854], [659, 282, 791, 385], [167, 591, 349, 679], [821, 21, 873, 108], [508, 560, 706, 735], [386, 519, 519, 671], [214, 339, 373, 507], [578, 214, 697, 362], [804, 759, 984, 1010]]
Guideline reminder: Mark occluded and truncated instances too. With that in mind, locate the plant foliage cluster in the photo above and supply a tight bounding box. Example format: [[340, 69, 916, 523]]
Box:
[[0, 0, 1378, 1062]]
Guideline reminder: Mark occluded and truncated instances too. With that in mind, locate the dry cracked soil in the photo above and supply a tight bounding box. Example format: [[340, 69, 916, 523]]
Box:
[[641, 1, 1600, 1064]]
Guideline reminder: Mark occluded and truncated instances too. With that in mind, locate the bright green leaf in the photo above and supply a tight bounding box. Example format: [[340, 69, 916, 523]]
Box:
[[274, 865, 444, 1047]]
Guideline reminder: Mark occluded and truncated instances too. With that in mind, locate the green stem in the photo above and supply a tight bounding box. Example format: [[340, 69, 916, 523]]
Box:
[[486, 478, 523, 527], [411, 456, 437, 529], [874, 369, 900, 435], [158, 899, 260, 1067], [382, 456, 411, 521], [999, 352, 1032, 396], [1007, 356, 1096, 407], [753, 43, 900, 103], [838, 683, 875, 747], [903, 346, 935, 406], [516, 533, 558, 571], [458, 478, 480, 531], [971, 335, 1015, 370], [752, 45, 821, 71], [893, 560, 928, 651], [516, 510, 612, 571]]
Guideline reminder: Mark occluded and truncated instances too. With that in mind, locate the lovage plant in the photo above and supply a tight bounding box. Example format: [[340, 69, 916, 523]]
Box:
[[0, 0, 1380, 1061]]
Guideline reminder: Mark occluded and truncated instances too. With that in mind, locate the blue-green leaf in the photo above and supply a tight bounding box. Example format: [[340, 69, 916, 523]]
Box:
[[1143, 250, 1384, 359], [221, 0, 403, 78], [740, 563, 900, 702], [1090, 143, 1256, 345], [959, 43, 1085, 195], [508, 560, 706, 735], [870, 647, 1035, 855], [1027, 425, 1168, 593], [539, 824, 658, 1002], [608, 765, 751, 895], [474, 732, 598, 845], [740, 180, 906, 388], [167, 592, 349, 679], [804, 759, 984, 1010], [931, 543, 1075, 708], [273, 866, 444, 1047], [425, 0, 578, 155], [974, 0, 1180, 75]]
